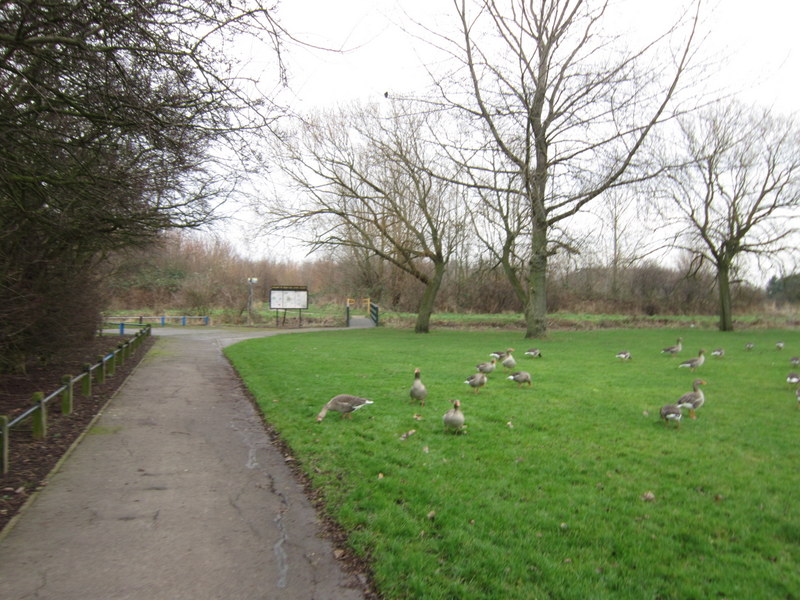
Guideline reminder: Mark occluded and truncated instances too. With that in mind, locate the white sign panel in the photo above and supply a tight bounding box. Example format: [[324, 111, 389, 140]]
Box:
[[269, 286, 308, 310]]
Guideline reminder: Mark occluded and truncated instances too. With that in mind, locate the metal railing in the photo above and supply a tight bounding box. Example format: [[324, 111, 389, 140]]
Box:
[[104, 315, 209, 334], [0, 325, 152, 475]]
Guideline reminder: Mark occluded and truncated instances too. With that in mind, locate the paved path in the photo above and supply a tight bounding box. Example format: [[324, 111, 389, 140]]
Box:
[[0, 327, 369, 600]]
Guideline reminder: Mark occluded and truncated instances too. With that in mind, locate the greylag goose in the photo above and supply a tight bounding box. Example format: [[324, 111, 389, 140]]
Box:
[[776, 341, 785, 350], [524, 348, 543, 358], [501, 348, 517, 371], [791, 357, 800, 367], [660, 404, 682, 427], [443, 399, 465, 433], [615, 351, 632, 361], [711, 348, 725, 358], [476, 358, 497, 376], [797, 388, 800, 407], [661, 337, 683, 355], [676, 378, 706, 419], [316, 394, 374, 422], [745, 342, 755, 351], [507, 371, 532, 387], [464, 372, 487, 393], [679, 349, 706, 371], [787, 372, 800, 386], [409, 368, 428, 406], [489, 350, 508, 360]]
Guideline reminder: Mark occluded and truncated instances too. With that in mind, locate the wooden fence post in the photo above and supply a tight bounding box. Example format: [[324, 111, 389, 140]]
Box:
[[31, 392, 46, 439], [61, 375, 73, 415], [82, 364, 92, 396], [1, 415, 8, 475]]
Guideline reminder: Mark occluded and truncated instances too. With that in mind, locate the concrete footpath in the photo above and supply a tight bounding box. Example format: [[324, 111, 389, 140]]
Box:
[[0, 327, 370, 600]]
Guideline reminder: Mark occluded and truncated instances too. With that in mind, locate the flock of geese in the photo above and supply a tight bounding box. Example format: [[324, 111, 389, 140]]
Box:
[[316, 347, 543, 433], [316, 335, 800, 431], [644, 337, 800, 428]]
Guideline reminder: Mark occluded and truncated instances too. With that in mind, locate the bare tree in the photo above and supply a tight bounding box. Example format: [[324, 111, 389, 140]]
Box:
[[426, 0, 702, 337], [264, 103, 468, 333], [663, 102, 800, 331]]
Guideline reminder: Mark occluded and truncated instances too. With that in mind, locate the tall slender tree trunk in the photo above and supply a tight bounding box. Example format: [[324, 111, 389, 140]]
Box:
[[414, 261, 446, 333], [525, 224, 548, 339], [717, 261, 734, 331]]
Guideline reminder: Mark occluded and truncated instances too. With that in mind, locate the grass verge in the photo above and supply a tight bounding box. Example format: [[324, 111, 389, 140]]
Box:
[[225, 327, 800, 599]]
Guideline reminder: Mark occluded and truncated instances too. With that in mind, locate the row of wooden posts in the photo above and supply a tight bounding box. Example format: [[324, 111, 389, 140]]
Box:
[[0, 324, 152, 476]]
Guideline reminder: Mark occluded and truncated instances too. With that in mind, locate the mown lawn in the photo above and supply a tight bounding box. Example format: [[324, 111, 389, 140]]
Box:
[[224, 327, 800, 599]]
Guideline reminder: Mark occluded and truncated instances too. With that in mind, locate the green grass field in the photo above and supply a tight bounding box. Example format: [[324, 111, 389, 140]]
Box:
[[224, 327, 800, 599]]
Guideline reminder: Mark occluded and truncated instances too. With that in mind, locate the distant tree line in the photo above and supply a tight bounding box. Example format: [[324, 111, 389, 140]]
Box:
[[104, 231, 772, 321]]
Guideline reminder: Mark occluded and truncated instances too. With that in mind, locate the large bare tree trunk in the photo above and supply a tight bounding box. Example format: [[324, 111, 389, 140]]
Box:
[[717, 262, 734, 332], [525, 224, 549, 338], [415, 262, 446, 334]]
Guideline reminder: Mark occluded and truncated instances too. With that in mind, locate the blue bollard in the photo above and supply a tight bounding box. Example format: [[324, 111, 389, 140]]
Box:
[[119, 322, 125, 335]]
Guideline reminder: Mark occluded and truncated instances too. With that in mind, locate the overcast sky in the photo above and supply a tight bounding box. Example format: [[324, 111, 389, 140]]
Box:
[[221, 0, 800, 264], [273, 0, 800, 114]]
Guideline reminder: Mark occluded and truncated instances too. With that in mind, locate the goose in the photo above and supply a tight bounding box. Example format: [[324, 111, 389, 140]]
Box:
[[507, 371, 532, 387], [476, 358, 497, 376], [787, 372, 800, 386], [501, 348, 517, 371], [524, 348, 543, 358], [615, 351, 632, 361], [679, 349, 706, 371], [660, 404, 682, 427], [797, 387, 800, 407], [791, 357, 800, 367], [661, 337, 683, 355], [489, 350, 508, 360], [776, 341, 785, 351], [316, 394, 374, 422], [464, 372, 487, 393], [711, 348, 725, 358], [745, 342, 755, 351], [409, 368, 428, 406], [443, 400, 465, 433], [676, 378, 706, 419]]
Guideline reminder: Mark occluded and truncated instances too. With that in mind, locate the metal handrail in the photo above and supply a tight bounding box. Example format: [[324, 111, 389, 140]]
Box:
[[0, 324, 152, 474]]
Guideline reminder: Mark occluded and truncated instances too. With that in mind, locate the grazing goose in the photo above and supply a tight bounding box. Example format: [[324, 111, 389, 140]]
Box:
[[745, 342, 755, 351], [442, 400, 464, 433], [679, 349, 706, 371], [787, 372, 800, 386], [661, 337, 683, 355], [676, 378, 706, 419], [711, 348, 725, 358], [464, 372, 487, 393], [524, 348, 543, 358], [776, 341, 785, 351], [501, 349, 517, 371], [615, 351, 632, 361], [507, 371, 532, 387], [443, 399, 465, 433], [316, 394, 374, 422], [791, 357, 800, 367], [476, 358, 497, 376], [409, 368, 428, 406], [660, 404, 682, 427]]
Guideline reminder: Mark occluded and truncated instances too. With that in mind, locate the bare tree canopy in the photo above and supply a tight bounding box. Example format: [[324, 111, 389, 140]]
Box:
[[425, 0, 702, 337], [663, 101, 800, 330], [262, 102, 468, 332]]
